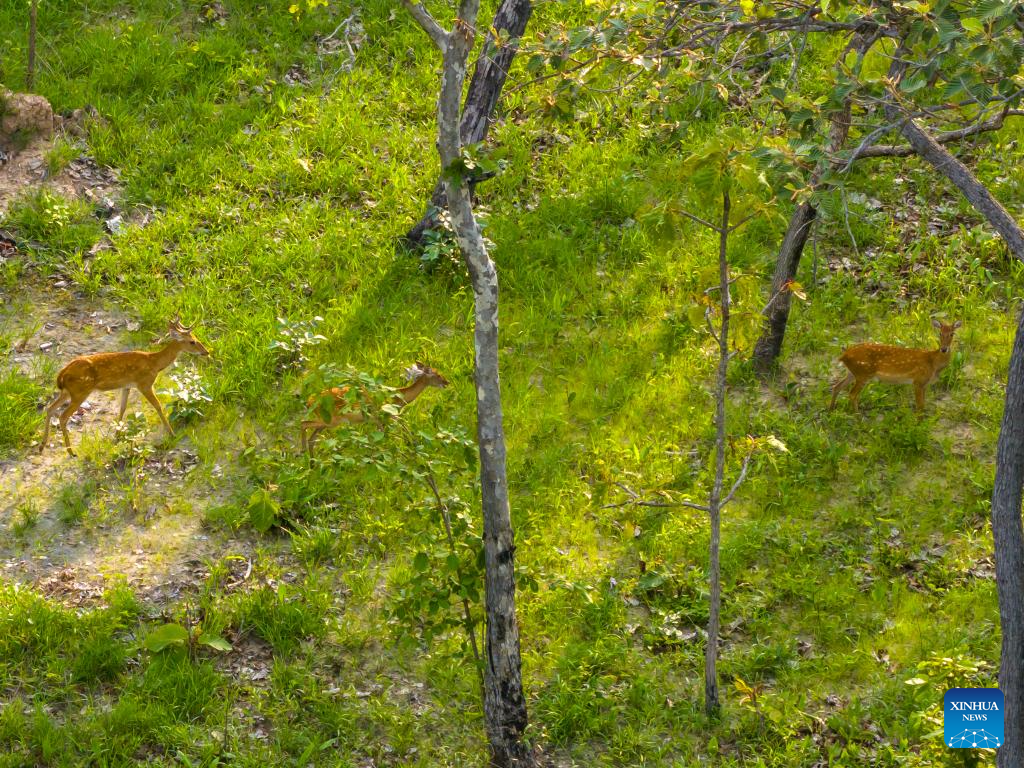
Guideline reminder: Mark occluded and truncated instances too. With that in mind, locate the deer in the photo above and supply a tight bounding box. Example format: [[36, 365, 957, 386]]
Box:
[[829, 319, 961, 414], [39, 317, 211, 456], [301, 362, 450, 454]]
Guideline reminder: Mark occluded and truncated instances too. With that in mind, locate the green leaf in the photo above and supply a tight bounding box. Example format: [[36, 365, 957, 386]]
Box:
[[247, 489, 280, 533], [413, 552, 430, 571], [197, 632, 232, 652], [144, 623, 190, 652]]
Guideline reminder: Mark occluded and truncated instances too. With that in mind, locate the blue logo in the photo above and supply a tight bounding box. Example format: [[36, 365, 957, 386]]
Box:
[[945, 688, 1004, 749]]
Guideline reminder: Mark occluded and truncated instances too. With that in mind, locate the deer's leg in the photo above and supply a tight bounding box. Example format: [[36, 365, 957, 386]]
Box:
[[117, 387, 131, 421], [58, 394, 87, 457], [913, 382, 927, 413], [829, 373, 854, 411], [308, 425, 328, 454], [139, 384, 174, 436], [39, 390, 70, 453], [848, 378, 868, 412]]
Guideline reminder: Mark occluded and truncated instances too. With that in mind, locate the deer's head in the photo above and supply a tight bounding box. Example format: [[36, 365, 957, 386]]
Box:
[[169, 316, 211, 357], [932, 318, 962, 354], [406, 361, 450, 389]]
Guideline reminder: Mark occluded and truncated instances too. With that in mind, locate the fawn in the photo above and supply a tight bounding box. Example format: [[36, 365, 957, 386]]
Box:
[[39, 317, 211, 456], [301, 362, 450, 454], [829, 319, 961, 413]]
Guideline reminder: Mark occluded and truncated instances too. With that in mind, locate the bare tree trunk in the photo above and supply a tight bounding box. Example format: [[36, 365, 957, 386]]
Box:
[[404, 0, 532, 246], [750, 202, 816, 374], [450, 181, 531, 765], [404, 0, 532, 761], [752, 98, 851, 375], [890, 113, 1024, 767], [992, 308, 1024, 768], [705, 190, 731, 717], [26, 0, 37, 91], [876, 49, 1024, 756], [895, 118, 1024, 256]]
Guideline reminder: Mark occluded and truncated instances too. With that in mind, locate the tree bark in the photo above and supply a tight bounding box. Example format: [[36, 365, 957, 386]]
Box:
[[889, 111, 1024, 768], [992, 308, 1024, 768], [404, 0, 532, 246], [705, 190, 731, 717], [409, 0, 532, 761], [750, 202, 816, 374], [878, 57, 1024, 761], [751, 95, 851, 375], [26, 0, 37, 92]]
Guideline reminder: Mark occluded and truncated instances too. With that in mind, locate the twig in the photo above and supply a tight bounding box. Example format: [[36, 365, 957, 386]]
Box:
[[719, 452, 753, 509]]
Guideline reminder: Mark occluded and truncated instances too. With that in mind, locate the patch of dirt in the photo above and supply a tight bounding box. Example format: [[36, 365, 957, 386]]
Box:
[[0, 94, 248, 610], [0, 91, 119, 216], [0, 291, 245, 607]]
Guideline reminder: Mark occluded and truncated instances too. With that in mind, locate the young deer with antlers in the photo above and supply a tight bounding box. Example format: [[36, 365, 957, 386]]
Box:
[[301, 362, 450, 454], [829, 319, 961, 413], [39, 317, 211, 456]]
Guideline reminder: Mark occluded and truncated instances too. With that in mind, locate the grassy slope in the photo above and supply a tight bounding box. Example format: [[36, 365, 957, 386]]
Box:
[[1, 0, 1022, 765]]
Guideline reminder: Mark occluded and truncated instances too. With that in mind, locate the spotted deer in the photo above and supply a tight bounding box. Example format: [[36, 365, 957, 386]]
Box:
[[829, 319, 961, 413], [39, 317, 211, 456], [301, 362, 450, 454]]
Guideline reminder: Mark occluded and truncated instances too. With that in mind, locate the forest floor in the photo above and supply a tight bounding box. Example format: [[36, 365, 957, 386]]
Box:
[[0, 1, 1020, 767]]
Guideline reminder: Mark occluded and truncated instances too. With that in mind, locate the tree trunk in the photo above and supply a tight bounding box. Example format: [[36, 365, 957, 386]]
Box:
[[896, 119, 1024, 257], [705, 190, 731, 717], [751, 202, 816, 374], [405, 0, 532, 246], [26, 0, 37, 91], [892, 113, 1024, 767], [450, 182, 531, 766], [428, 3, 532, 763], [751, 95, 852, 375], [878, 68, 1024, 761], [992, 308, 1024, 768]]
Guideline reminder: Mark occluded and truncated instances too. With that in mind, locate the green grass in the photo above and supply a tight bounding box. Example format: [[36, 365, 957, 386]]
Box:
[[0, 365, 44, 454], [0, 0, 1020, 765]]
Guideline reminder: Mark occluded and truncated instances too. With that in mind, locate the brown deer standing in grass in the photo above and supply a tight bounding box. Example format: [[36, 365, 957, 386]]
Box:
[[300, 362, 450, 454], [39, 317, 211, 456], [829, 319, 961, 413]]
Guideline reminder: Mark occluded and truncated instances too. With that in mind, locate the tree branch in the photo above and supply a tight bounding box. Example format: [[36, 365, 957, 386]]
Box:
[[849, 109, 1024, 160], [401, 0, 450, 50], [719, 452, 753, 510]]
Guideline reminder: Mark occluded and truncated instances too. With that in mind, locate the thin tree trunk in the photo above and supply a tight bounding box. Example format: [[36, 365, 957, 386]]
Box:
[[705, 190, 731, 717], [880, 71, 1024, 764], [752, 97, 851, 375], [405, 0, 532, 246], [418, 0, 532, 761], [992, 307, 1024, 768], [26, 0, 37, 91], [751, 202, 816, 374], [895, 118, 1024, 256]]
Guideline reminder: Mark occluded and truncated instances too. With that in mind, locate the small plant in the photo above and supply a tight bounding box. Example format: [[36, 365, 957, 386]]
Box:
[[268, 315, 326, 373], [109, 412, 154, 471], [43, 139, 82, 175], [419, 206, 494, 278], [289, 524, 339, 568], [160, 367, 213, 425], [56, 478, 97, 526], [143, 602, 232, 662], [11, 498, 40, 538]]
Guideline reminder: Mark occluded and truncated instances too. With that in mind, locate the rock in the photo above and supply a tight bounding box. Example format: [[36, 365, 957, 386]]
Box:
[[0, 89, 54, 146], [57, 105, 101, 138]]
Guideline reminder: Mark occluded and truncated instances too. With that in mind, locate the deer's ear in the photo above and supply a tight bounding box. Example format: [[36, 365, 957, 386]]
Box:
[[932, 318, 941, 329], [953, 320, 962, 329]]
